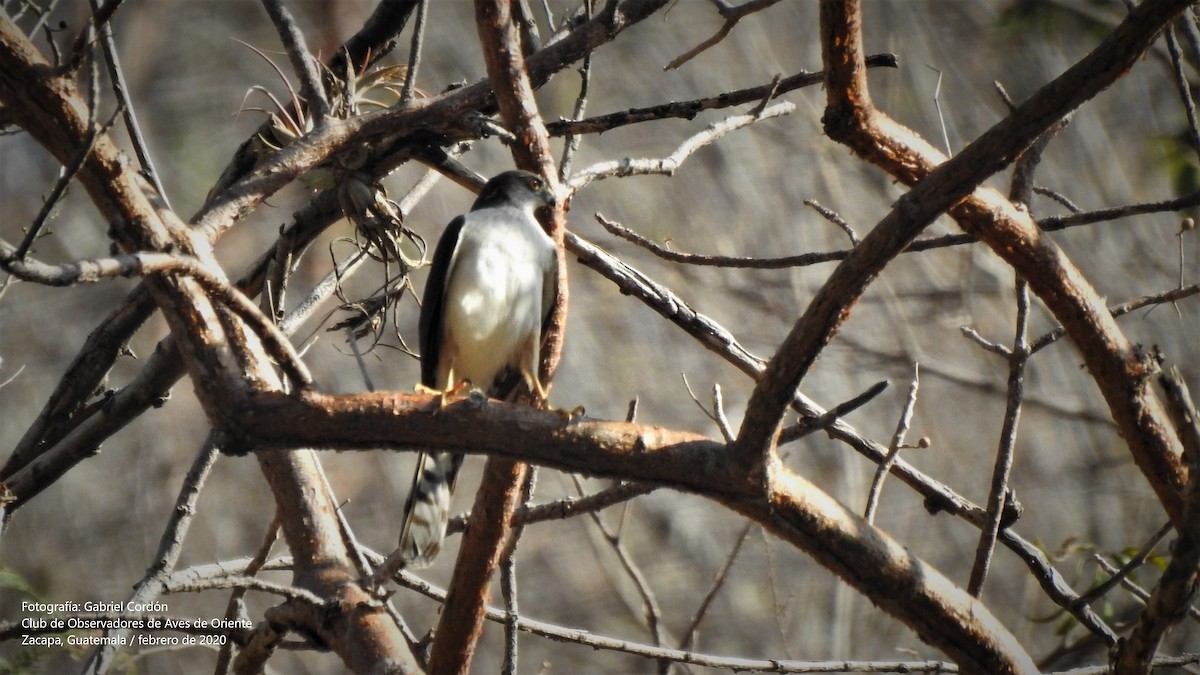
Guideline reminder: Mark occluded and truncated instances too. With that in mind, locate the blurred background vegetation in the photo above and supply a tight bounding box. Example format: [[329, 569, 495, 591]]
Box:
[[2, 0, 1198, 672]]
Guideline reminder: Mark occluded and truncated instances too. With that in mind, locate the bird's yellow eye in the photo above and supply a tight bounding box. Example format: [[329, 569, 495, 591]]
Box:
[[527, 177, 542, 191]]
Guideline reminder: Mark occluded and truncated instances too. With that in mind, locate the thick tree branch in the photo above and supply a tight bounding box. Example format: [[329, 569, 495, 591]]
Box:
[[0, 20, 419, 674], [4, 0, 679, 502], [1112, 367, 1200, 672], [738, 0, 1191, 524], [427, 2, 572, 668], [227, 388, 1036, 673]]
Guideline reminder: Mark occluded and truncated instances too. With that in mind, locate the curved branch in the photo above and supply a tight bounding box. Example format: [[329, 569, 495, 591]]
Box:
[[738, 0, 1191, 523], [0, 21, 419, 673], [232, 387, 1037, 673]]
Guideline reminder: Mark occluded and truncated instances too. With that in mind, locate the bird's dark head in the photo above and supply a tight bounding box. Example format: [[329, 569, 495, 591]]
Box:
[[472, 170, 557, 212]]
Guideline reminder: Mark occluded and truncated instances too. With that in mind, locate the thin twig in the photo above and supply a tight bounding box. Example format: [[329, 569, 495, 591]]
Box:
[[778, 380, 889, 444], [501, 466, 539, 675], [447, 481, 659, 537], [926, 64, 952, 157], [394, 566, 959, 673], [346, 326, 376, 392], [1029, 282, 1200, 355], [864, 364, 920, 524], [548, 56, 896, 138], [1033, 186, 1083, 213], [968, 279, 1029, 596], [558, 1, 593, 183], [596, 211, 844, 270], [64, 0, 123, 72], [681, 374, 735, 442], [89, 0, 168, 205], [0, 244, 313, 389], [81, 438, 222, 674], [1050, 653, 1200, 674], [165, 573, 327, 606], [214, 514, 281, 675], [1090, 555, 1156, 609], [803, 199, 860, 246], [678, 521, 753, 651], [1177, 218, 1193, 291], [1073, 521, 1172, 609], [400, 0, 428, 104], [596, 188, 1200, 271], [1165, 23, 1200, 164], [501, 552, 520, 675], [16, 106, 119, 258], [664, 0, 783, 71], [575, 476, 667, 650], [262, 0, 330, 122]]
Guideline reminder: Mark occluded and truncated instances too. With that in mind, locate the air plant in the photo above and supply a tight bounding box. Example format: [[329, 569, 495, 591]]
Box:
[[236, 41, 429, 351], [236, 41, 425, 269]]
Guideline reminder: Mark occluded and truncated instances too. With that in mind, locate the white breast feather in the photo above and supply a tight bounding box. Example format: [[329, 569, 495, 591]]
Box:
[[441, 209, 554, 390]]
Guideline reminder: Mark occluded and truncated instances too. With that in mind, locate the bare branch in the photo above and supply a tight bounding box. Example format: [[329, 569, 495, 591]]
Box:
[[1113, 366, 1200, 670], [232, 388, 1038, 672], [864, 364, 920, 524], [595, 211, 839, 269], [678, 521, 753, 652], [738, 0, 1192, 526], [396, 566, 960, 673], [664, 0, 783, 71], [89, 0, 168, 205], [1074, 521, 1173, 610], [567, 102, 794, 194], [547, 55, 896, 138], [968, 280, 1029, 597], [261, 0, 329, 122], [0, 243, 311, 389], [81, 438, 221, 673], [399, 0, 429, 104]]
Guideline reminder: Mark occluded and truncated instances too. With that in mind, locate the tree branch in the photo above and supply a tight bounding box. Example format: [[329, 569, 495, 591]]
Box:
[[230, 387, 1036, 672], [426, 0, 570, 671], [737, 0, 1191, 525], [0, 20, 419, 673]]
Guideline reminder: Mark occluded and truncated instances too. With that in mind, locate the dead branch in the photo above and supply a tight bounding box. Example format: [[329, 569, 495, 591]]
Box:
[[566, 101, 794, 194], [0, 19, 419, 673], [426, 1, 570, 671], [231, 387, 1036, 672], [736, 0, 1191, 525], [664, 0, 784, 71]]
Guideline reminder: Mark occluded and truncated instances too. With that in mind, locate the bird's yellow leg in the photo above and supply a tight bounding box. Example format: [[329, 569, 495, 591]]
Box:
[[524, 370, 584, 420]]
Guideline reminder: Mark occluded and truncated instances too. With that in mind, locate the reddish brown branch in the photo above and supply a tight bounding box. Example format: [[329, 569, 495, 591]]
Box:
[[1113, 368, 1200, 672], [427, 1, 571, 672], [427, 459, 530, 673], [0, 21, 418, 673], [228, 387, 1035, 672], [738, 0, 1191, 523]]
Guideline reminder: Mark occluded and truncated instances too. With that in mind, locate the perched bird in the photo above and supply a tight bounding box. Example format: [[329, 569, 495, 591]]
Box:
[[399, 170, 559, 566]]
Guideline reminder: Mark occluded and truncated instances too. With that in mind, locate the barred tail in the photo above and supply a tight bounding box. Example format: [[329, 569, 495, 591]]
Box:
[[399, 451, 464, 567]]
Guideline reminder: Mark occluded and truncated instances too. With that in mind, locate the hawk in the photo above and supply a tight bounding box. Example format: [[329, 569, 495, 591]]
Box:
[[399, 170, 559, 566]]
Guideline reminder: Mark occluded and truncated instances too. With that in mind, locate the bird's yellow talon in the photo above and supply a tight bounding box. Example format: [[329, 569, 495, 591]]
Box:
[[416, 380, 472, 408], [539, 402, 585, 421]]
